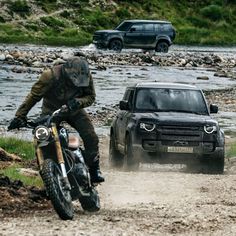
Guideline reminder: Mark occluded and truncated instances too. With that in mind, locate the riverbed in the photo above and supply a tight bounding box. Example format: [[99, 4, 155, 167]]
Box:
[[0, 44, 236, 135]]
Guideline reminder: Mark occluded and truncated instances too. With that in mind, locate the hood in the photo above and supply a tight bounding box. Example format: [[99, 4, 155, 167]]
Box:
[[94, 30, 120, 34], [135, 112, 217, 126]]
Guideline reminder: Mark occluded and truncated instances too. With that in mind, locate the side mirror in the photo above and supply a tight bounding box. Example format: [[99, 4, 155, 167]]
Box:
[[210, 104, 218, 114], [119, 100, 130, 110]]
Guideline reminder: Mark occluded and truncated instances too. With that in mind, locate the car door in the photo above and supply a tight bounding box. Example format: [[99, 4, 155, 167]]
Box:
[[115, 89, 134, 151], [141, 23, 156, 48], [123, 24, 144, 48]]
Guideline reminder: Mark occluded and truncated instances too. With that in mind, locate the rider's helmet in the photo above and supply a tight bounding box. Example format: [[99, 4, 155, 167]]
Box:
[[62, 56, 90, 87]]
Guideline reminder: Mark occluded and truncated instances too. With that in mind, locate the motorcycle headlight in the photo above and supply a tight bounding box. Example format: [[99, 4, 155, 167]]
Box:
[[204, 125, 217, 134], [140, 122, 156, 132], [35, 126, 51, 141]]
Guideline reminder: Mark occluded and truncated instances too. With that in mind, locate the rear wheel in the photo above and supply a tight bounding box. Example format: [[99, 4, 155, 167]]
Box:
[[79, 188, 100, 212], [109, 133, 124, 168], [41, 159, 74, 220], [109, 39, 123, 52], [155, 41, 169, 53], [124, 135, 139, 171]]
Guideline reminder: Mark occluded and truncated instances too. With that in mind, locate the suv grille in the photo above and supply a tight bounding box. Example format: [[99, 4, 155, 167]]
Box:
[[158, 125, 202, 143]]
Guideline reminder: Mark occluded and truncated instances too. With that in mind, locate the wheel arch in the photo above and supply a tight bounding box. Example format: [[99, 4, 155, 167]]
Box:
[[108, 37, 123, 47], [156, 38, 171, 46]]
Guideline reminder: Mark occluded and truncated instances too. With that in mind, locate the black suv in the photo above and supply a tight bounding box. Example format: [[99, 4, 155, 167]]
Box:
[[109, 83, 225, 174], [93, 20, 175, 53]]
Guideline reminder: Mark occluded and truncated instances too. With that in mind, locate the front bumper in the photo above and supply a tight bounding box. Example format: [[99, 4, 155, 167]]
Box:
[[93, 36, 109, 48], [132, 141, 224, 164]]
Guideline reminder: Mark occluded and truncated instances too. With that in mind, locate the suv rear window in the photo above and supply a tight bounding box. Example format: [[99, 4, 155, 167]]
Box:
[[143, 24, 154, 31], [135, 88, 208, 115]]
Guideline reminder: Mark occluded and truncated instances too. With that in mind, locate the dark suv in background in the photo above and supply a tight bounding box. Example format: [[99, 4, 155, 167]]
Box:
[[93, 20, 176, 52], [109, 83, 225, 174]]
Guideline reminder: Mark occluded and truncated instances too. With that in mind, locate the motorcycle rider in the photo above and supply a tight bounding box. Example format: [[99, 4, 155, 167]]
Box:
[[8, 56, 104, 183]]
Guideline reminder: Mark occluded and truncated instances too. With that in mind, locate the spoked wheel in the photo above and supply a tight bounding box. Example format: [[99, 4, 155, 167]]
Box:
[[109, 39, 123, 52], [41, 159, 74, 220], [124, 135, 139, 171], [155, 41, 169, 53]]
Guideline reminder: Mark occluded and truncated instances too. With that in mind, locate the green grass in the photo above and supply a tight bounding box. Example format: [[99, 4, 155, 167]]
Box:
[[0, 164, 42, 187], [0, 137, 34, 160], [226, 142, 236, 158], [0, 1, 236, 46], [0, 137, 42, 186]]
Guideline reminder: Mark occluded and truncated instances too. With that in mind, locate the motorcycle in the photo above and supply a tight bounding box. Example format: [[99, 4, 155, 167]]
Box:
[[9, 107, 100, 220]]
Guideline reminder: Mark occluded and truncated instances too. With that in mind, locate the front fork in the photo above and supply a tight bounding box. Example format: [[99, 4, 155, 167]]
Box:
[[35, 123, 71, 190]]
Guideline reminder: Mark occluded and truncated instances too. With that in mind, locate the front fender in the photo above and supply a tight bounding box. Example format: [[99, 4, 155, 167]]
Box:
[[108, 35, 124, 44]]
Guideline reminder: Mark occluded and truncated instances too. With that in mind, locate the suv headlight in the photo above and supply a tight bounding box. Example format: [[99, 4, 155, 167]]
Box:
[[140, 122, 156, 132], [204, 125, 217, 134], [35, 126, 51, 141]]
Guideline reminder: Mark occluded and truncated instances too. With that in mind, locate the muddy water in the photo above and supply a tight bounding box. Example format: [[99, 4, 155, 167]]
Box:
[[0, 45, 236, 134]]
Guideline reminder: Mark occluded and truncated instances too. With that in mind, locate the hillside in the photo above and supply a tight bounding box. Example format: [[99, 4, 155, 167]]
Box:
[[0, 0, 235, 46]]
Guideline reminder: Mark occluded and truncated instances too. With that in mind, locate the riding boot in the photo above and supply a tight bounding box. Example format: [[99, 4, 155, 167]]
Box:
[[89, 160, 105, 183]]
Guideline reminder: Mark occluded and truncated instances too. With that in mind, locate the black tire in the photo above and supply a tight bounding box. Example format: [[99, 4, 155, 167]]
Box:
[[109, 133, 124, 168], [155, 41, 169, 53], [200, 150, 225, 174], [41, 159, 74, 220], [109, 39, 123, 52], [124, 135, 139, 171], [79, 188, 100, 212], [203, 157, 224, 174]]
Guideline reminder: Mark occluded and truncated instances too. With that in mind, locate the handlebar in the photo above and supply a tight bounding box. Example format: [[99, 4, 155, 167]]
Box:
[[9, 106, 69, 131]]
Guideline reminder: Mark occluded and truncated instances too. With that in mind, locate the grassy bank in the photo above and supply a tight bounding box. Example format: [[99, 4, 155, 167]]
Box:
[[0, 0, 235, 46], [0, 137, 42, 187]]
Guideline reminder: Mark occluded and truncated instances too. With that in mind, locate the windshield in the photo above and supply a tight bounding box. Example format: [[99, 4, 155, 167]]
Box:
[[135, 88, 208, 115], [115, 21, 132, 31]]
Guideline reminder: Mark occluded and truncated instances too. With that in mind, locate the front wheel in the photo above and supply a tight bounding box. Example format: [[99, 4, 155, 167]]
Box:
[[155, 41, 169, 53], [124, 135, 139, 171], [109, 133, 124, 168], [40, 159, 74, 220], [109, 39, 123, 52], [198, 149, 225, 174]]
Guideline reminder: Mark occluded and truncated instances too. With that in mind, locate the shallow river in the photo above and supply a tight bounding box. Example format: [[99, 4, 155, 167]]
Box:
[[0, 44, 236, 135]]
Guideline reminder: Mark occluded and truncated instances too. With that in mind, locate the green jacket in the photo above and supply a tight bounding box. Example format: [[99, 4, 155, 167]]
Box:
[[15, 65, 96, 118]]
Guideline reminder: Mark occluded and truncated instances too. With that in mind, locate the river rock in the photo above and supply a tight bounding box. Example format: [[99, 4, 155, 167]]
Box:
[[0, 54, 5, 61], [214, 71, 227, 77], [197, 76, 209, 80], [32, 61, 42, 67], [53, 58, 65, 65], [5, 54, 14, 60], [11, 50, 21, 59]]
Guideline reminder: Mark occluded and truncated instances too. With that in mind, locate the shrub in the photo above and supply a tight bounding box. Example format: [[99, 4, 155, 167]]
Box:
[[61, 28, 78, 37], [115, 7, 131, 18], [9, 0, 30, 15], [0, 16, 5, 23], [41, 16, 65, 29], [187, 16, 209, 28], [60, 10, 71, 18], [200, 4, 223, 21]]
